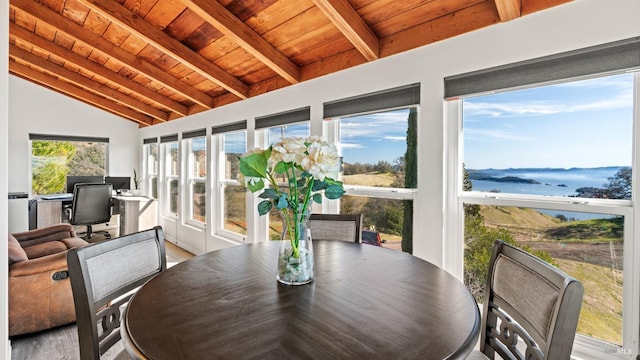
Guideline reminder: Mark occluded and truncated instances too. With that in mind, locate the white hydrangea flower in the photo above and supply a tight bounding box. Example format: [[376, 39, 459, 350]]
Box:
[[303, 140, 340, 181], [271, 137, 306, 164]]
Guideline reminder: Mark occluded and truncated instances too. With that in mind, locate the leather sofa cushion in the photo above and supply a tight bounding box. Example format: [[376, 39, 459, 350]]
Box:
[[61, 237, 90, 249], [24, 241, 67, 260], [8, 235, 28, 265]]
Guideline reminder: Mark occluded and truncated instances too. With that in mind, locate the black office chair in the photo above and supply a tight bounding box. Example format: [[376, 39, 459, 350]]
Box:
[[67, 183, 113, 240]]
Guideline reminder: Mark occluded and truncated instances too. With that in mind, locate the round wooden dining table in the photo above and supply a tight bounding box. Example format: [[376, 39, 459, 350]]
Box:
[[123, 241, 480, 359]]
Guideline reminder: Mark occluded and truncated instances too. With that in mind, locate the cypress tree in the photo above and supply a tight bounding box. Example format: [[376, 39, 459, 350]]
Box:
[[402, 108, 417, 254]]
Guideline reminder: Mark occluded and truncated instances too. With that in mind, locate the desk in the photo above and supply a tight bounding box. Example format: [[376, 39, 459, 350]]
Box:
[[113, 196, 158, 236], [29, 195, 157, 236], [123, 241, 481, 359]]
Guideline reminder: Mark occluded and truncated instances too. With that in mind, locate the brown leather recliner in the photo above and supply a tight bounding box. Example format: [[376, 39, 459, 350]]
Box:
[[8, 223, 89, 336]]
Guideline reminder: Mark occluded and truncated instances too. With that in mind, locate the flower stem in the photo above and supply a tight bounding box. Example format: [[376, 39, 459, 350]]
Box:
[[285, 163, 300, 258]]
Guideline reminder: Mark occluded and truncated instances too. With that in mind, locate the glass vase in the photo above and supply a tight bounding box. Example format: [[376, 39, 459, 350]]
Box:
[[277, 208, 314, 285]]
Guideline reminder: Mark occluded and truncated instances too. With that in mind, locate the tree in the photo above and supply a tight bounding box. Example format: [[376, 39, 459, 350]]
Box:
[[462, 164, 480, 218], [402, 108, 417, 254], [604, 167, 631, 199], [68, 143, 106, 175], [373, 160, 393, 173], [461, 164, 555, 301], [31, 141, 76, 195]]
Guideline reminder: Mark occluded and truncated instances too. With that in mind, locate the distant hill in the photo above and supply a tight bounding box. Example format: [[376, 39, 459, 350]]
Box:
[[468, 174, 540, 184]]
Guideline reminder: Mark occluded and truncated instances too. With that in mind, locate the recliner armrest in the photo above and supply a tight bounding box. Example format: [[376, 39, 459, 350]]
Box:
[[9, 252, 69, 277], [12, 224, 78, 247]]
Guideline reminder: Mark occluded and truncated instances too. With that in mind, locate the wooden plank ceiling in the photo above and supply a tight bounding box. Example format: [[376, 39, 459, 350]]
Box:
[[9, 0, 571, 127]]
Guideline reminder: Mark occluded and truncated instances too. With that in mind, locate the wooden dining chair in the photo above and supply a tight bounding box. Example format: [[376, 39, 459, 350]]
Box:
[[308, 213, 362, 243], [468, 240, 584, 360], [67, 226, 166, 360]]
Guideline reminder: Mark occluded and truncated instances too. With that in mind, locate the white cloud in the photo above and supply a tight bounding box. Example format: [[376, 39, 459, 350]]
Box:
[[464, 128, 533, 142], [340, 142, 366, 149], [464, 75, 632, 118], [465, 93, 631, 118]]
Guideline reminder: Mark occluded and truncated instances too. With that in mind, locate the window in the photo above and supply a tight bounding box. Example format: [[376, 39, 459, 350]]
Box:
[[324, 85, 419, 252], [161, 135, 179, 216], [256, 107, 311, 239], [143, 138, 158, 199], [460, 73, 634, 347], [447, 38, 640, 357], [30, 134, 108, 195], [213, 121, 248, 239], [265, 122, 310, 239], [183, 130, 206, 224]]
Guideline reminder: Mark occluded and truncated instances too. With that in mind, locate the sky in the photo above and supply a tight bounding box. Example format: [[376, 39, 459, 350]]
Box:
[[339, 108, 410, 164], [463, 73, 634, 169], [222, 73, 634, 169], [223, 110, 411, 165]]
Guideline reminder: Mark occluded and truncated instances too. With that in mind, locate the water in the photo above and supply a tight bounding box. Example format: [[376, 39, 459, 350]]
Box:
[[467, 167, 625, 220], [468, 167, 621, 197]]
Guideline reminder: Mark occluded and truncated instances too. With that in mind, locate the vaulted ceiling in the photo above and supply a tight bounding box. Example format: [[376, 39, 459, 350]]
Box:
[[9, 0, 571, 127]]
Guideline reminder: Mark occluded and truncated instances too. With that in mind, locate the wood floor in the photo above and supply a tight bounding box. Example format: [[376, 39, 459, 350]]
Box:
[[10, 241, 193, 360]]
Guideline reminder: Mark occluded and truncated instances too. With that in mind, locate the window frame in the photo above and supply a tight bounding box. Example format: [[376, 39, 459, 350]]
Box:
[[160, 137, 179, 218], [213, 125, 248, 243], [446, 72, 640, 359], [183, 134, 206, 227], [259, 120, 311, 240], [29, 134, 109, 196], [143, 139, 158, 199]]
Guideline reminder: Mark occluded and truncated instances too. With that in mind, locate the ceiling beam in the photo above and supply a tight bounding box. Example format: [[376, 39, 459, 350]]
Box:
[[10, 44, 168, 122], [180, 0, 300, 84], [10, 0, 204, 112], [493, 0, 521, 21], [76, 0, 249, 99], [10, 23, 187, 118], [10, 61, 154, 126], [312, 0, 379, 61]]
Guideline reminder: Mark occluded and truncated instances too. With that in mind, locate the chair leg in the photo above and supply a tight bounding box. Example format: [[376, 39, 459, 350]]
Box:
[[85, 225, 93, 240]]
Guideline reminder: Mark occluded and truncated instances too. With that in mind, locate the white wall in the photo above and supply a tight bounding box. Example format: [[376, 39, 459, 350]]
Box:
[[139, 0, 640, 265], [2, 0, 9, 355], [8, 76, 141, 195]]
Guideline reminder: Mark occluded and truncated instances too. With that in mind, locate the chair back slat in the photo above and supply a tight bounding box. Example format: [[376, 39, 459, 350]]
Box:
[[67, 226, 166, 360], [480, 240, 584, 360], [308, 213, 362, 243]]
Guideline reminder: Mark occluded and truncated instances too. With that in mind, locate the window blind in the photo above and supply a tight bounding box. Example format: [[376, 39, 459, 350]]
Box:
[[444, 37, 640, 99], [29, 133, 109, 143], [212, 120, 247, 134], [160, 134, 178, 143], [182, 129, 206, 139], [255, 107, 310, 129], [143, 137, 158, 144], [323, 83, 420, 119]]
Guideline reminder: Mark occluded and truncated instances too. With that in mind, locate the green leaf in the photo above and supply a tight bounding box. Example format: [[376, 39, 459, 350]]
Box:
[[324, 184, 345, 199], [312, 193, 322, 204], [325, 177, 343, 187], [247, 178, 265, 193], [274, 161, 288, 174], [276, 195, 289, 210], [257, 200, 272, 216], [259, 188, 279, 200], [312, 180, 327, 192], [239, 153, 268, 178]]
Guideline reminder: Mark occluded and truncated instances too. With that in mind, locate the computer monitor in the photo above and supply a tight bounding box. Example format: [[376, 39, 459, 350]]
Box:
[[105, 176, 131, 194], [66, 175, 104, 194]]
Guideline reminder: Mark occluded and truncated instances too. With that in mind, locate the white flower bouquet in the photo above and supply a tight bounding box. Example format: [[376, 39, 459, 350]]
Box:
[[239, 136, 345, 258]]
